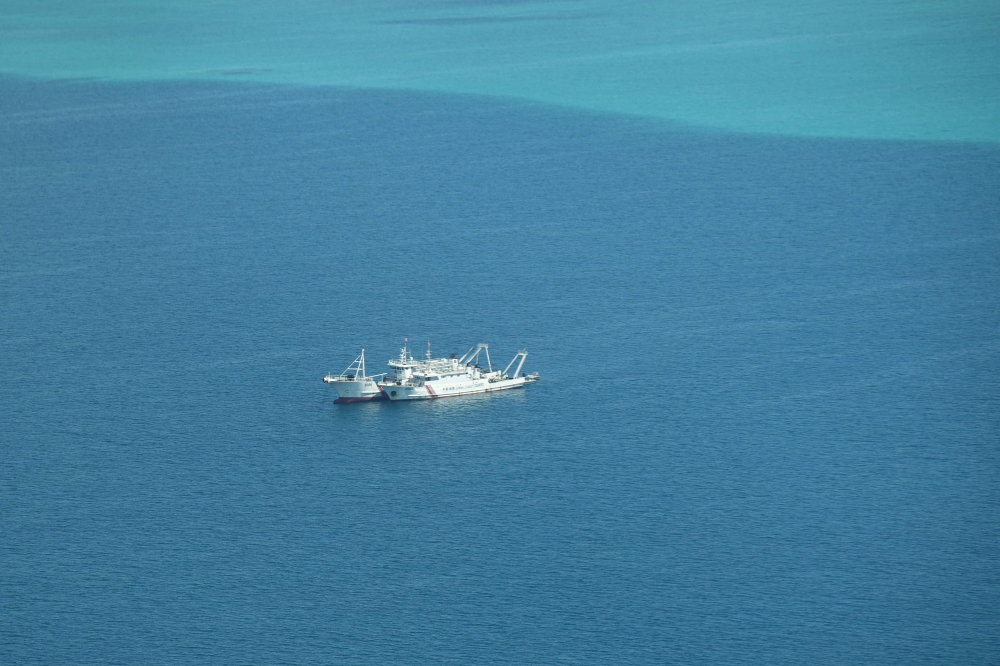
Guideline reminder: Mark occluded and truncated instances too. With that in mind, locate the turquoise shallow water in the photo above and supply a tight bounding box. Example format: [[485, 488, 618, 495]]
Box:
[[1, 0, 998, 141]]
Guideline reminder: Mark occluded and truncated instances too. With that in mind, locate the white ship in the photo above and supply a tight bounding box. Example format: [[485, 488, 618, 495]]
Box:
[[379, 343, 538, 401], [322, 349, 387, 403]]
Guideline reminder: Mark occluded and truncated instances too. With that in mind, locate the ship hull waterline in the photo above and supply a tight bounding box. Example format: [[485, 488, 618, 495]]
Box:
[[333, 393, 388, 404], [381, 376, 535, 401], [323, 376, 386, 405]]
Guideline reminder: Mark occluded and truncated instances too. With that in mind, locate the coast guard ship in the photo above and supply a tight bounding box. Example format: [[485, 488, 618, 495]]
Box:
[[378, 342, 538, 401]]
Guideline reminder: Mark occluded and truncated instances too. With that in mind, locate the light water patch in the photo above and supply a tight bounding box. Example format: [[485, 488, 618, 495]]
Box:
[[0, 0, 997, 141]]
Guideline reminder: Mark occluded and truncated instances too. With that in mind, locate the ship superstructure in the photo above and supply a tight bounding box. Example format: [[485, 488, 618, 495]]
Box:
[[379, 343, 538, 401], [322, 349, 386, 403]]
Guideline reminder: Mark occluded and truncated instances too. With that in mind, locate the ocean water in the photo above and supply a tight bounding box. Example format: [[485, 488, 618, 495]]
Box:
[[0, 0, 998, 141], [3, 0, 1000, 662], [2, 77, 999, 664]]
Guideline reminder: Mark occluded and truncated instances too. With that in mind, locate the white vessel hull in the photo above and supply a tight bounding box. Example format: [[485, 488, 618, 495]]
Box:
[[382, 375, 535, 401], [323, 377, 386, 403], [324, 349, 388, 404]]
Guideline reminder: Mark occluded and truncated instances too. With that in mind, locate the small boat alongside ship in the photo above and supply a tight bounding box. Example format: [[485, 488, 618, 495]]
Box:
[[323, 341, 538, 404], [322, 349, 386, 403]]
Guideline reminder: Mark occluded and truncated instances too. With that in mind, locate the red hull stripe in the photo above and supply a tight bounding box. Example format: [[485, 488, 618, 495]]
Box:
[[425, 384, 436, 397]]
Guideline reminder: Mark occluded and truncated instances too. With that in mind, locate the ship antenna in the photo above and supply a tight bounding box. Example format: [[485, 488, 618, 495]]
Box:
[[427, 340, 432, 360]]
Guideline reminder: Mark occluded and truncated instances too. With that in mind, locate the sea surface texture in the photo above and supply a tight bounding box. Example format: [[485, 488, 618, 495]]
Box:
[[2, 2, 1000, 665], [0, 0, 998, 141]]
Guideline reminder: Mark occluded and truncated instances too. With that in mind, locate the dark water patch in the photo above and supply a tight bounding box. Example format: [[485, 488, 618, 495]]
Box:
[[1, 77, 998, 665], [45, 76, 101, 83], [208, 68, 275, 76], [440, 0, 587, 5], [379, 14, 591, 25]]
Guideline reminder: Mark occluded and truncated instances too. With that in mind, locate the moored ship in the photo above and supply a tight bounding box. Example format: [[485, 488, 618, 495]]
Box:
[[322, 349, 386, 403], [379, 343, 538, 401]]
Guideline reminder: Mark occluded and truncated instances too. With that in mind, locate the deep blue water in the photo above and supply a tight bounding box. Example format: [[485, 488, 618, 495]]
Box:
[[2, 79, 999, 664]]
